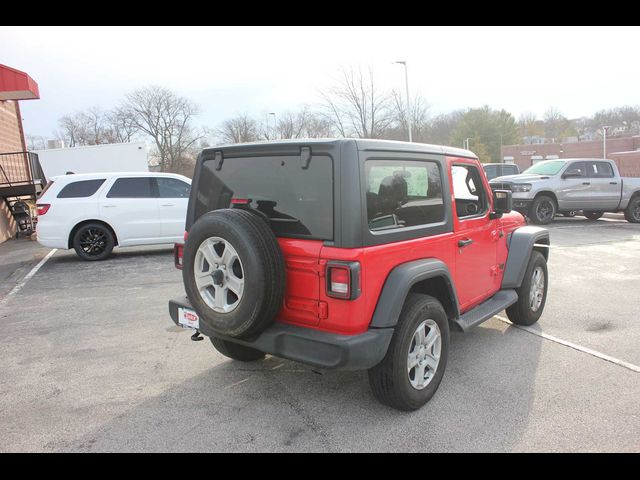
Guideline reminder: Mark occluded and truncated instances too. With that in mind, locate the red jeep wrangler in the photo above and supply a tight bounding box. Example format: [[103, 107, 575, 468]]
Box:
[[169, 139, 549, 410]]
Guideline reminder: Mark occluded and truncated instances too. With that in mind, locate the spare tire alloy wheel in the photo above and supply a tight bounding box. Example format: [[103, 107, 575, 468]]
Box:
[[183, 209, 285, 339], [194, 237, 244, 313]]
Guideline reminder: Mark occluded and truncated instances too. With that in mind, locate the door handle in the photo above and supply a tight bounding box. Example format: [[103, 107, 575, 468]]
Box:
[[458, 238, 474, 247], [582, 182, 591, 185], [103, 204, 116, 208], [161, 203, 175, 207], [610, 182, 618, 185]]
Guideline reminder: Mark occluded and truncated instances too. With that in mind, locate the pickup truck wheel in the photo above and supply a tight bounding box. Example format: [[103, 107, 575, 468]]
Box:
[[368, 294, 449, 411], [210, 337, 265, 362], [529, 195, 556, 225], [583, 211, 603, 221], [624, 196, 640, 223], [183, 209, 285, 339], [72, 223, 114, 261], [506, 251, 548, 326]]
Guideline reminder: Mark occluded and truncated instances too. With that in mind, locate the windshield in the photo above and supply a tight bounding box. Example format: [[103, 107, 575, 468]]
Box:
[[523, 160, 566, 175]]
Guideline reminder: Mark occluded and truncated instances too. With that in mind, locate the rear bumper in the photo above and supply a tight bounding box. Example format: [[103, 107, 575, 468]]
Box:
[[169, 297, 393, 370]]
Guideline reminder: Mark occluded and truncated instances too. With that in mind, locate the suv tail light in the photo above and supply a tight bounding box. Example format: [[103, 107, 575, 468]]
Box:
[[326, 261, 361, 300], [36, 204, 50, 216]]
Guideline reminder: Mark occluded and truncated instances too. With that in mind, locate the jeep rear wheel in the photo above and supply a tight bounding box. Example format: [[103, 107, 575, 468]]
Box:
[[368, 294, 449, 411], [583, 210, 603, 221], [624, 196, 640, 223], [183, 209, 285, 339], [506, 250, 548, 326], [529, 195, 556, 225]]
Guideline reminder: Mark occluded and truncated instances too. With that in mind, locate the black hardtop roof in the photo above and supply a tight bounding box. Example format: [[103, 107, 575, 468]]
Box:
[[200, 138, 478, 160]]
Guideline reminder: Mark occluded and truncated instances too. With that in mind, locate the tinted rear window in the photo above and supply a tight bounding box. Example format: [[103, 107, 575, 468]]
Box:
[[107, 177, 155, 198], [195, 155, 333, 239], [57, 179, 105, 198]]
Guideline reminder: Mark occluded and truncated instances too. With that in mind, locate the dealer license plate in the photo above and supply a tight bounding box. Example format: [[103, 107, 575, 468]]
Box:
[[178, 307, 200, 330]]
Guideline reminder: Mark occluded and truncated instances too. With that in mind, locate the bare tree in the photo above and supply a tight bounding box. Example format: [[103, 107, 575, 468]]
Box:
[[123, 86, 205, 172], [388, 91, 431, 141], [543, 107, 569, 141], [517, 112, 542, 139], [26, 134, 47, 150], [216, 114, 261, 144], [104, 107, 138, 143], [320, 66, 393, 138], [57, 112, 87, 147], [273, 107, 335, 139]]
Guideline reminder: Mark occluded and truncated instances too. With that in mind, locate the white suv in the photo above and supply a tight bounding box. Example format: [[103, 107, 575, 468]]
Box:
[[36, 172, 191, 260]]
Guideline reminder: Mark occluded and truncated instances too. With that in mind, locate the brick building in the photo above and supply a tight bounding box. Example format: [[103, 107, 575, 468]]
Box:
[[501, 136, 640, 176], [0, 64, 40, 243]]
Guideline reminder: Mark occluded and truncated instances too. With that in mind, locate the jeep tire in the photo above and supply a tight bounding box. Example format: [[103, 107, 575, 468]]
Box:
[[210, 337, 266, 362], [183, 209, 285, 339], [583, 210, 603, 221], [506, 250, 548, 326], [368, 294, 449, 411], [624, 196, 640, 223], [529, 195, 556, 225]]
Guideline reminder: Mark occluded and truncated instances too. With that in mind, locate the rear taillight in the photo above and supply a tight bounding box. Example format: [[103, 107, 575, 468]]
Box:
[[326, 261, 361, 300], [174, 243, 184, 269], [36, 204, 50, 216]]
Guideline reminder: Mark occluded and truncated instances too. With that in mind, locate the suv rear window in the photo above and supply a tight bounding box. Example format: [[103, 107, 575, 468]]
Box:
[[57, 179, 105, 198], [195, 155, 333, 239]]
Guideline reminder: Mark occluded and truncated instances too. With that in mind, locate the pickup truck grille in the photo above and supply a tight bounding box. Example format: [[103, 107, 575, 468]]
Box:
[[490, 182, 512, 191]]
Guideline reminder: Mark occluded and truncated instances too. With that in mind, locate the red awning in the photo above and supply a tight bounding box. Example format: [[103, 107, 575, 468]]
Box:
[[0, 64, 40, 101]]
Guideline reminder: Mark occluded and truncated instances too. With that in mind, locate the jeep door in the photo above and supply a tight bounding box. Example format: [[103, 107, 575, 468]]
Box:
[[586, 161, 620, 210], [450, 160, 499, 310]]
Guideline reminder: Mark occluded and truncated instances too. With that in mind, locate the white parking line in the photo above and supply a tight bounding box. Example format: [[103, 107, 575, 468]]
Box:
[[0, 249, 57, 307], [495, 315, 640, 373]]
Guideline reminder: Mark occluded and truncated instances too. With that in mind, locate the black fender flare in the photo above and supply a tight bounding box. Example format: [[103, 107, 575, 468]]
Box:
[[370, 258, 459, 328], [502, 225, 550, 289]]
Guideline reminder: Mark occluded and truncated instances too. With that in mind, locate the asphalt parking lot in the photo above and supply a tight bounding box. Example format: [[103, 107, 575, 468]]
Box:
[[0, 214, 639, 452]]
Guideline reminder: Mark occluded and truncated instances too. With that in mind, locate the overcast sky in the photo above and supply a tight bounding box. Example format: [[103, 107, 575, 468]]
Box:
[[2, 26, 638, 139]]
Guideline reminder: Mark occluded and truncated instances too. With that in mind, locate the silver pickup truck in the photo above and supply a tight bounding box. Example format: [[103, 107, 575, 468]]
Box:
[[490, 158, 640, 224]]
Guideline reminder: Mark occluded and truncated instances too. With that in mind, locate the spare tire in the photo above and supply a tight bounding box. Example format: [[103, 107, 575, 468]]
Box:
[[183, 208, 285, 338]]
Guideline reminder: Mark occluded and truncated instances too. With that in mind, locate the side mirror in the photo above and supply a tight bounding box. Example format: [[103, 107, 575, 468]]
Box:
[[562, 169, 582, 179], [491, 189, 512, 219]]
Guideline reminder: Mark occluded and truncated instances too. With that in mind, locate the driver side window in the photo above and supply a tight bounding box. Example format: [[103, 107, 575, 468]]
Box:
[[452, 164, 488, 218]]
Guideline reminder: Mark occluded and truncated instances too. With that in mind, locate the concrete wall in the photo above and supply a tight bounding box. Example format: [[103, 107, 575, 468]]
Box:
[[0, 99, 25, 242]]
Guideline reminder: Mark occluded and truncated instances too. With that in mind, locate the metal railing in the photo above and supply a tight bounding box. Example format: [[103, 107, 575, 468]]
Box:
[[0, 152, 45, 187]]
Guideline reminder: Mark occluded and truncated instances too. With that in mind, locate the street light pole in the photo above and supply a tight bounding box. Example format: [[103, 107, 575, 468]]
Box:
[[393, 61, 412, 142], [602, 125, 610, 158]]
